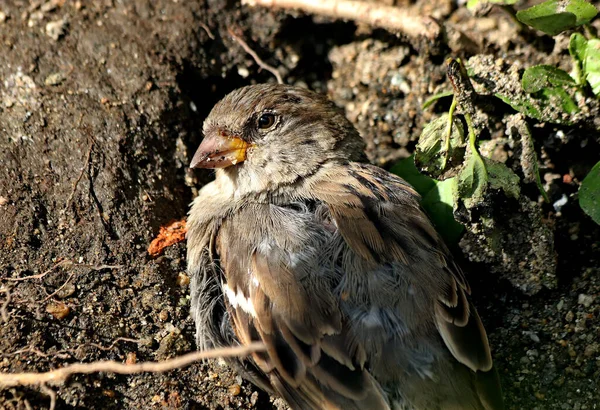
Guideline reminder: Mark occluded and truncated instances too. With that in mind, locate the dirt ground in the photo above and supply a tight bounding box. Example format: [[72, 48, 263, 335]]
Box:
[[0, 1, 599, 409]]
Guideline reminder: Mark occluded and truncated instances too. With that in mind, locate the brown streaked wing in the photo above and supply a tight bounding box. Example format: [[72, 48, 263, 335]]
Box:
[[216, 213, 390, 410], [310, 162, 503, 410]]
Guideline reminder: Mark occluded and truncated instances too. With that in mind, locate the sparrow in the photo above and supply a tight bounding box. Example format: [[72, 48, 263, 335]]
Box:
[[186, 83, 504, 410]]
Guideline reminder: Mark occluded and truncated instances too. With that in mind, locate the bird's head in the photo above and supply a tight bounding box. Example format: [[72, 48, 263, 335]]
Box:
[[191, 84, 366, 195]]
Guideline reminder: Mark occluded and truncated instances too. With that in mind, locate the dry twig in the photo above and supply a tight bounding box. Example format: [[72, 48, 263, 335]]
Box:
[[242, 0, 441, 40], [2, 337, 144, 360], [40, 384, 57, 410], [227, 28, 284, 84], [2, 259, 72, 282], [40, 271, 76, 303], [199, 22, 215, 39], [1, 261, 122, 282], [0, 343, 265, 389]]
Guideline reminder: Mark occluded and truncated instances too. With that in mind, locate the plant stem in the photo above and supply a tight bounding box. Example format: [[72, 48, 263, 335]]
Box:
[[464, 111, 478, 152], [442, 97, 458, 171]]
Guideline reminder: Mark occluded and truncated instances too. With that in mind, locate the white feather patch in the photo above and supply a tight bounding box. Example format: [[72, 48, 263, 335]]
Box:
[[222, 282, 257, 317]]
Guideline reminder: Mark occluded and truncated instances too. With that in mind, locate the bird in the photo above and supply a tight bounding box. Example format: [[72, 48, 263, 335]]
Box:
[[186, 83, 504, 410]]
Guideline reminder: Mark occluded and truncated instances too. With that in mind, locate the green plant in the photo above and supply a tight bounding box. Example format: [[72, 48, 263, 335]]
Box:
[[392, 59, 525, 244], [569, 33, 600, 95], [516, 0, 597, 36], [400, 1, 600, 233], [579, 161, 600, 224]]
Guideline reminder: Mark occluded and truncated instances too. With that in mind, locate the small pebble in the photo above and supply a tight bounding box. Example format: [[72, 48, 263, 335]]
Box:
[[176, 273, 190, 287], [46, 18, 68, 41], [565, 311, 574, 322], [237, 67, 250, 78], [583, 344, 597, 357], [250, 391, 258, 406], [578, 294, 594, 308], [126, 352, 137, 365], [46, 301, 70, 319], [228, 384, 241, 396], [44, 72, 66, 86], [552, 194, 568, 212], [56, 282, 76, 299]]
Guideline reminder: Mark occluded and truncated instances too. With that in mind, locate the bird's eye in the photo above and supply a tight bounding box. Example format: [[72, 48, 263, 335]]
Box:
[[257, 113, 276, 129]]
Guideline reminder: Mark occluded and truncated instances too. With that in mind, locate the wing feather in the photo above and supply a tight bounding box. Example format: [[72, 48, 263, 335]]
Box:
[[216, 204, 390, 410], [310, 163, 503, 409], [212, 161, 501, 410]]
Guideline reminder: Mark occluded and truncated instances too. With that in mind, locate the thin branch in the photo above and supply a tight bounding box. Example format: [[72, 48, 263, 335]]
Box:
[[1, 261, 122, 282], [39, 384, 56, 410], [242, 0, 441, 40], [2, 338, 144, 360], [199, 22, 215, 39], [227, 28, 284, 84], [2, 346, 70, 360], [0, 343, 265, 389], [2, 260, 72, 282], [40, 271, 75, 303], [86, 337, 143, 352]]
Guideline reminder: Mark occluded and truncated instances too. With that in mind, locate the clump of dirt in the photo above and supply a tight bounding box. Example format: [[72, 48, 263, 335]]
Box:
[[1, 1, 599, 409]]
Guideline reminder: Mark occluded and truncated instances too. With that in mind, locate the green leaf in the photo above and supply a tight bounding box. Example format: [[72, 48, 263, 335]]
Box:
[[584, 39, 600, 95], [422, 91, 454, 109], [466, 0, 517, 11], [520, 65, 579, 117], [518, 11, 576, 36], [579, 161, 600, 224], [511, 115, 550, 202], [522, 65, 577, 93], [495, 93, 544, 120], [457, 147, 488, 208], [569, 33, 588, 85], [566, 0, 598, 25], [496, 69, 579, 122], [569, 36, 600, 95], [457, 113, 489, 208], [421, 177, 464, 244], [390, 156, 464, 244], [485, 158, 521, 199], [569, 32, 588, 62], [536, 86, 579, 114], [389, 156, 436, 195], [415, 114, 466, 178], [516, 0, 597, 36]]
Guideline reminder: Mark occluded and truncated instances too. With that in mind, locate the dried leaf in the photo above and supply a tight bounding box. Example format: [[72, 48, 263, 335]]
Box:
[[415, 114, 466, 178]]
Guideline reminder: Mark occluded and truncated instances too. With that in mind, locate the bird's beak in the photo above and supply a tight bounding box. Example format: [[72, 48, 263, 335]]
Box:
[[190, 131, 249, 169]]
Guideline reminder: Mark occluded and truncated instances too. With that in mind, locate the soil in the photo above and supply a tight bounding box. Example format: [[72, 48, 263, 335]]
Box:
[[0, 1, 599, 409]]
